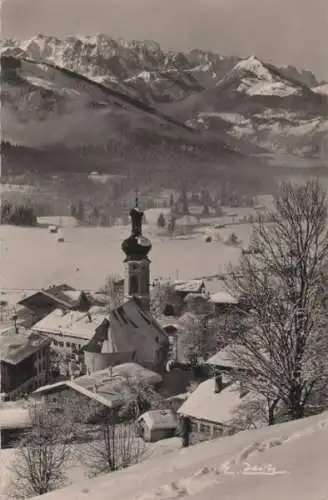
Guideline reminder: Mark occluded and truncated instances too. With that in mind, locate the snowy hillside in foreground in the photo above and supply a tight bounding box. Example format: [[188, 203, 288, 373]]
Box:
[[29, 410, 328, 500]]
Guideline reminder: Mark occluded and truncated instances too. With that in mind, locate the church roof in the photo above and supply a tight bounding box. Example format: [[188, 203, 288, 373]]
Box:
[[84, 317, 134, 355], [110, 298, 168, 364]]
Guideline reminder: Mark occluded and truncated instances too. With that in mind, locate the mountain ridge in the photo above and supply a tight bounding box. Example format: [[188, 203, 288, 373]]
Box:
[[1, 34, 327, 177]]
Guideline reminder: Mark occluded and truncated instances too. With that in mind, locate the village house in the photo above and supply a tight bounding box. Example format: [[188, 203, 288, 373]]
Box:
[[177, 378, 256, 441], [32, 363, 163, 421], [136, 409, 178, 442], [204, 278, 239, 315], [0, 327, 51, 401], [30, 306, 108, 356], [17, 283, 108, 324], [206, 346, 247, 377], [209, 290, 238, 315]]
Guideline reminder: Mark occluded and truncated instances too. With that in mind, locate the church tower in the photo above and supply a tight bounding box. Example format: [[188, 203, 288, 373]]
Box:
[[121, 197, 152, 311]]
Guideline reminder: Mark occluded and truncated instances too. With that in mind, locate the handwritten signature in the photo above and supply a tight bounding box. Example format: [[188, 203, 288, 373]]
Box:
[[222, 462, 289, 476]]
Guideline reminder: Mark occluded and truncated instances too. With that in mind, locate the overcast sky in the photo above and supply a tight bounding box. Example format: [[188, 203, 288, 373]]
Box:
[[1, 0, 328, 80]]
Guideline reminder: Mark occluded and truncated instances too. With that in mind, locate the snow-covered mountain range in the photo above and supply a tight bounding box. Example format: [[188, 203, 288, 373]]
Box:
[[1, 34, 327, 174], [175, 56, 328, 160]]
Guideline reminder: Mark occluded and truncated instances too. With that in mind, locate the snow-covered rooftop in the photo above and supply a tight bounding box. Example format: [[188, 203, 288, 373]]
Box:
[[31, 308, 107, 341], [76, 363, 162, 392], [0, 329, 50, 365], [206, 346, 245, 369], [137, 410, 178, 430], [173, 280, 205, 294], [33, 363, 162, 409], [109, 299, 167, 365], [209, 291, 238, 305], [178, 380, 250, 424]]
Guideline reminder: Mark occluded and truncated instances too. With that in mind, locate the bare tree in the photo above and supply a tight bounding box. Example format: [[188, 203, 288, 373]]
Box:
[[7, 402, 73, 498], [226, 180, 328, 422], [81, 376, 162, 476], [227, 390, 284, 431], [177, 312, 219, 364], [82, 414, 146, 476], [99, 274, 124, 311]]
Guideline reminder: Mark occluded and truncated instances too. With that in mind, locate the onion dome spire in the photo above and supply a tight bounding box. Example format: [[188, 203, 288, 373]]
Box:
[[121, 192, 152, 261]]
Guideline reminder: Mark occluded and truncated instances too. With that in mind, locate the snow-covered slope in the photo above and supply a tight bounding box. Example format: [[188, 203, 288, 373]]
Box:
[[313, 83, 328, 95], [29, 410, 328, 500], [2, 54, 247, 174], [179, 56, 328, 160], [224, 56, 302, 97]]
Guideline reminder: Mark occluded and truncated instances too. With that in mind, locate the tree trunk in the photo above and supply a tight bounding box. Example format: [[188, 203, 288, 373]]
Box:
[[268, 405, 275, 426], [289, 383, 305, 420], [267, 397, 279, 425]]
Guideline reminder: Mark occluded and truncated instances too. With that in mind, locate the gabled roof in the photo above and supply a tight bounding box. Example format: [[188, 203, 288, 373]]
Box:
[[110, 298, 168, 363], [137, 409, 178, 430], [18, 284, 80, 310], [155, 315, 179, 331], [173, 280, 205, 294], [209, 291, 238, 305], [33, 363, 162, 409], [0, 328, 50, 365], [84, 317, 134, 355], [31, 308, 107, 341], [206, 346, 246, 369], [178, 380, 257, 425]]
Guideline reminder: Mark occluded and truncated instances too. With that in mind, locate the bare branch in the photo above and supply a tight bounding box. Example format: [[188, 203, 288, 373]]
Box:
[[225, 180, 328, 421]]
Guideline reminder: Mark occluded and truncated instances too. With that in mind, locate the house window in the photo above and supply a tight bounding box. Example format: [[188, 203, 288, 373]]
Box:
[[199, 423, 210, 433], [213, 427, 222, 438]]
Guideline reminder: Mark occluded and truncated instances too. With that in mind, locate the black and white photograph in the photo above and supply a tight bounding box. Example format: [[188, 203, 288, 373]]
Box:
[[0, 0, 327, 498]]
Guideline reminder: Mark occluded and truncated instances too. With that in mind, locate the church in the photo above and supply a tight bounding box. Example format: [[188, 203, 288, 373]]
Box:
[[83, 198, 170, 374]]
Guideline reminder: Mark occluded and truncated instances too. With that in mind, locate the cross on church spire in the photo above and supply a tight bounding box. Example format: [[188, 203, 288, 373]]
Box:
[[135, 188, 139, 209]]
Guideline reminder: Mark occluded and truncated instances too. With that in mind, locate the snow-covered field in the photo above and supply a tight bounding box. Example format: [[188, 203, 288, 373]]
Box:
[[0, 438, 183, 499], [0, 224, 248, 305], [21, 410, 328, 500]]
